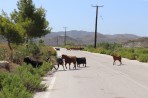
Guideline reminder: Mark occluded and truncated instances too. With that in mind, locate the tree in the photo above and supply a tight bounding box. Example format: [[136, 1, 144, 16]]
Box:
[[0, 11, 24, 51], [11, 0, 51, 41]]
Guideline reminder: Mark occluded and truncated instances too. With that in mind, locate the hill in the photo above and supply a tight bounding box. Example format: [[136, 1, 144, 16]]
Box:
[[0, 30, 141, 46], [123, 37, 148, 48], [41, 30, 140, 46]]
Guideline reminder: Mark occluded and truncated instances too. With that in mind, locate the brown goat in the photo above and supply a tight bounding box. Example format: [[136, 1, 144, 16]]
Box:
[[111, 54, 122, 65]]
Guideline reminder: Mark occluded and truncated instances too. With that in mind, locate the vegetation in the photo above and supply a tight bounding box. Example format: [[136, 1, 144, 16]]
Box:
[[84, 42, 148, 63], [11, 0, 51, 40], [0, 63, 52, 98], [0, 0, 55, 97], [0, 42, 55, 98], [0, 0, 52, 60], [0, 11, 24, 51]]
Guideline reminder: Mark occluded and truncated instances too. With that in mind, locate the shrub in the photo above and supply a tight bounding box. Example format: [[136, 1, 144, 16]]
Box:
[[0, 43, 55, 98], [126, 48, 135, 53], [0, 62, 52, 98], [0, 48, 8, 60], [12, 45, 30, 64], [28, 42, 40, 55], [97, 42, 122, 50], [0, 74, 32, 98], [137, 55, 148, 62], [126, 53, 137, 60], [98, 48, 106, 54], [105, 50, 112, 55], [15, 64, 46, 92], [135, 48, 148, 54], [48, 46, 57, 56], [0, 72, 9, 90], [38, 62, 53, 77]]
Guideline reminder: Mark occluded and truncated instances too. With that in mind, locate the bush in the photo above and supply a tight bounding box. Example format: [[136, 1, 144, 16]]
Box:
[[15, 64, 46, 92], [126, 48, 135, 53], [135, 48, 148, 54], [0, 43, 55, 98], [48, 46, 57, 56], [38, 62, 53, 77], [0, 74, 32, 98], [0, 48, 8, 60], [105, 50, 112, 55], [98, 48, 106, 54], [97, 42, 122, 50], [0, 72, 9, 90], [126, 53, 137, 60], [0, 62, 53, 98], [12, 45, 31, 63], [137, 55, 148, 62], [28, 43, 40, 55]]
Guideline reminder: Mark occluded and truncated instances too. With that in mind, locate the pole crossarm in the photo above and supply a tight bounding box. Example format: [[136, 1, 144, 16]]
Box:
[[92, 5, 104, 7]]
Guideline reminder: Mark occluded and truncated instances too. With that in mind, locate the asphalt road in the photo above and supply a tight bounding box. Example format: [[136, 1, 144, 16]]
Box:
[[34, 48, 148, 98]]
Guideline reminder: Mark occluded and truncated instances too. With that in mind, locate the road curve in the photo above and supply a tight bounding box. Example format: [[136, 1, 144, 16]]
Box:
[[34, 48, 148, 98]]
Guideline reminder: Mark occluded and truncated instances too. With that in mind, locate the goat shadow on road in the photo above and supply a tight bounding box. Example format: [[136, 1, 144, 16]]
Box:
[[77, 66, 90, 69], [114, 63, 126, 66], [56, 68, 82, 72]]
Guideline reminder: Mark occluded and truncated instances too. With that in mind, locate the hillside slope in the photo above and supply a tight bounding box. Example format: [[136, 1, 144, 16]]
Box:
[[41, 30, 140, 45], [123, 37, 148, 48]]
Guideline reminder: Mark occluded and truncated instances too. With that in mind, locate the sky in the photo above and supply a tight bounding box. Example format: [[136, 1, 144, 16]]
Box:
[[0, 0, 148, 36]]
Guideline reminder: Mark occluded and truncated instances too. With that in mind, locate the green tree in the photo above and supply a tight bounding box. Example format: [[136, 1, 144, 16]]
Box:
[[0, 11, 24, 51], [11, 0, 51, 42]]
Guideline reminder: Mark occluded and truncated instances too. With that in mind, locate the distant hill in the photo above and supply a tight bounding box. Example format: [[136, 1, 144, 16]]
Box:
[[0, 30, 141, 46], [41, 30, 140, 46], [45, 35, 83, 46], [123, 37, 148, 48]]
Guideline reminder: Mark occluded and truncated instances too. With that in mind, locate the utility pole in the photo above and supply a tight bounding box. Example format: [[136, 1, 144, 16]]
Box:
[[92, 5, 103, 48], [63, 27, 67, 46], [57, 33, 58, 46]]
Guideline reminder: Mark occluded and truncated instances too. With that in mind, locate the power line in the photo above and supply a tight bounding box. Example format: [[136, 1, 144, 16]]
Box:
[[92, 5, 103, 48]]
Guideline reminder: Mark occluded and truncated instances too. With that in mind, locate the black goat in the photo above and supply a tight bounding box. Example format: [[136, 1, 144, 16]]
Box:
[[56, 57, 65, 70], [45, 57, 65, 71], [76, 57, 86, 67], [24, 56, 43, 68]]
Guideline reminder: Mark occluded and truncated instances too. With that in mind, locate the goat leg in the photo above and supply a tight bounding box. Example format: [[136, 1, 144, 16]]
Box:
[[113, 61, 115, 65], [62, 64, 66, 70]]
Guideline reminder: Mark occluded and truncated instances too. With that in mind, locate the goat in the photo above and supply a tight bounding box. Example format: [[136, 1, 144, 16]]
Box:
[[76, 57, 86, 67], [79, 47, 84, 50], [0, 61, 10, 72], [24, 56, 43, 68], [45, 56, 65, 71], [111, 54, 122, 65], [56, 57, 65, 70], [62, 54, 77, 69]]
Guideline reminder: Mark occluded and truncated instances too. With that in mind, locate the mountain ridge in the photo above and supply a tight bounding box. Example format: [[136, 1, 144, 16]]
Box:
[[42, 30, 140, 45]]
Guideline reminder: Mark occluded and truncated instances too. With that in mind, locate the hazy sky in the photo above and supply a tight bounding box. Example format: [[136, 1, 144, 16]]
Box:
[[0, 0, 148, 36]]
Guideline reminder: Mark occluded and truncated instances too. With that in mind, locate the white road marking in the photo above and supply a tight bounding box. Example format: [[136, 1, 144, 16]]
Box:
[[45, 76, 56, 98]]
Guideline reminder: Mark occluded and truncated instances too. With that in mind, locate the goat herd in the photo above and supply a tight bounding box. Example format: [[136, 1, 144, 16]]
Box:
[[23, 54, 87, 71], [0, 47, 123, 72]]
